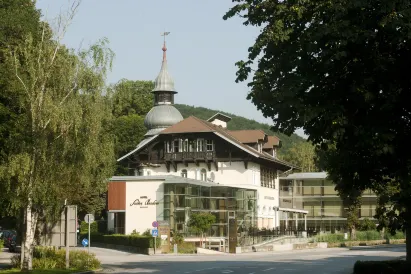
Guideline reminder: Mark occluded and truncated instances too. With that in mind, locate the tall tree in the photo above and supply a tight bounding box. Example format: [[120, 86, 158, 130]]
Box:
[[0, 3, 115, 269], [108, 79, 153, 175], [280, 142, 318, 172], [224, 0, 411, 260]]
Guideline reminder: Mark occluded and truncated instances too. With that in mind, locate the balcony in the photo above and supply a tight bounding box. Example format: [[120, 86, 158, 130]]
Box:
[[165, 151, 215, 161], [280, 186, 376, 197]]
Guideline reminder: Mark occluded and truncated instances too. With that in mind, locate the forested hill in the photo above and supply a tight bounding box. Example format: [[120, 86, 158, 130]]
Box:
[[174, 104, 306, 156]]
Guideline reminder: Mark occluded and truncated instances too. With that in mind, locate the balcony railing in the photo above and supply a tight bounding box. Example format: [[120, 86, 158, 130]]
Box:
[[280, 186, 376, 197], [165, 151, 215, 161]]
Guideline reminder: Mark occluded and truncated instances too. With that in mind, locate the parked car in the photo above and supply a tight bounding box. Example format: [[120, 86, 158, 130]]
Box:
[[9, 234, 21, 253], [2, 230, 16, 248]]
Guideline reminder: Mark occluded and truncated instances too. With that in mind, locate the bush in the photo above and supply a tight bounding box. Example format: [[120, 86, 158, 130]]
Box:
[[0, 239, 3, 251], [80, 221, 98, 234], [12, 246, 101, 271], [85, 233, 161, 248], [355, 231, 382, 241], [315, 233, 345, 243], [177, 242, 196, 254], [386, 231, 405, 240], [172, 233, 184, 245], [359, 218, 377, 231], [353, 260, 411, 274]]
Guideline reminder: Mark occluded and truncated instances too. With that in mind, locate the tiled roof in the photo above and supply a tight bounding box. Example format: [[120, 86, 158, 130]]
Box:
[[227, 130, 267, 143], [160, 116, 297, 169], [263, 135, 281, 149], [207, 113, 232, 123]]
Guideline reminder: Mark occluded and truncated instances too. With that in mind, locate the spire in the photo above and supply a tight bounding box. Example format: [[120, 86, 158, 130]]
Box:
[[153, 32, 175, 92]]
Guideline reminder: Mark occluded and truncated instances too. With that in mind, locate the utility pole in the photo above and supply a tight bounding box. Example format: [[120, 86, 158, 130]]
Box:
[[65, 200, 70, 269]]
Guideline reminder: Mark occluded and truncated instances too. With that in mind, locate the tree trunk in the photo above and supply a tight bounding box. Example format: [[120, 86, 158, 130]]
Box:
[[350, 226, 356, 241], [22, 201, 37, 270]]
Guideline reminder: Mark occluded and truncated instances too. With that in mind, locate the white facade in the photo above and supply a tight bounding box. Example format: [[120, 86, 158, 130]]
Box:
[[140, 161, 281, 229]]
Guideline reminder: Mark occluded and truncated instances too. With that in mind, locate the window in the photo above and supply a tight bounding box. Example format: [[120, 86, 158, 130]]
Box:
[[166, 141, 173, 153], [197, 139, 204, 152], [173, 139, 180, 152], [189, 140, 196, 152], [206, 140, 214, 151], [200, 169, 207, 181], [182, 139, 189, 152], [181, 169, 187, 178]]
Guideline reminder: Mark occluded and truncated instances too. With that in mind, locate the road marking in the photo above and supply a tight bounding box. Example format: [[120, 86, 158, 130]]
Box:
[[248, 272, 256, 274], [262, 268, 275, 271], [221, 271, 233, 273]]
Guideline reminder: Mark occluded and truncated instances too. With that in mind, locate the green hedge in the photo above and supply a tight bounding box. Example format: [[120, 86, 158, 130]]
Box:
[[0, 239, 3, 251], [315, 230, 405, 243], [82, 233, 161, 248], [80, 221, 98, 233], [354, 260, 411, 274]]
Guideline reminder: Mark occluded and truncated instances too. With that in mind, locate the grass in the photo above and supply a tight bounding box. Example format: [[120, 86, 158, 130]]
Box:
[[0, 269, 76, 273]]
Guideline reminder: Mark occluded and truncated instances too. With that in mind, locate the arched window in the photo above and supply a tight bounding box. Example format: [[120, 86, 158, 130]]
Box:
[[200, 169, 207, 181], [181, 169, 187, 178]]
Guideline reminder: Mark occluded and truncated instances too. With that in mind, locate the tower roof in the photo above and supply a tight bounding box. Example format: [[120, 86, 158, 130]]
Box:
[[152, 37, 176, 93]]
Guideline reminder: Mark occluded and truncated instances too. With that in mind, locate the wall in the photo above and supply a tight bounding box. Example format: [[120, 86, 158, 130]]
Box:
[[125, 180, 164, 234], [142, 161, 281, 229]]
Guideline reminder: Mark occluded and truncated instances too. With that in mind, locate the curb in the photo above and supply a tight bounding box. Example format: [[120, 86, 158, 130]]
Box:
[[74, 268, 103, 274], [349, 244, 405, 250]]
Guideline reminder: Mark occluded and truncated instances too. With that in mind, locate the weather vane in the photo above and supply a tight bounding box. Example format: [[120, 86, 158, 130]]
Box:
[[161, 31, 170, 44]]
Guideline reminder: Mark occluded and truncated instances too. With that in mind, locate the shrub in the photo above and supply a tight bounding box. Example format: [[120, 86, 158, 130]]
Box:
[[172, 232, 184, 245], [315, 233, 345, 243], [359, 218, 377, 231], [86, 233, 161, 248], [386, 231, 405, 240], [0, 239, 3, 251], [177, 242, 196, 254], [12, 246, 101, 271], [80, 221, 98, 234], [355, 230, 382, 241]]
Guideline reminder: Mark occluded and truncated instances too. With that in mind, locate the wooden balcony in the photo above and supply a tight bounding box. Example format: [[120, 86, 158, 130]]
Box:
[[165, 151, 215, 161]]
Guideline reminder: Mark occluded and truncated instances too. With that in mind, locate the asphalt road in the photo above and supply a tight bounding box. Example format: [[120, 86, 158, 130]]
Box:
[[92, 245, 406, 274]]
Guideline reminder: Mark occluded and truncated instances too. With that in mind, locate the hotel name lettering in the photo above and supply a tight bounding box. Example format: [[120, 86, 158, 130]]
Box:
[[130, 196, 159, 208]]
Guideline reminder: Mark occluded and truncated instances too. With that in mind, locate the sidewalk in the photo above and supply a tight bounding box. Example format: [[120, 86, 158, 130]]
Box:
[[0, 248, 13, 270]]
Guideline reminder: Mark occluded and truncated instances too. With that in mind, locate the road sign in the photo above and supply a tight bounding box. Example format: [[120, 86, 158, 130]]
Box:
[[82, 238, 89, 247], [84, 214, 94, 224], [152, 221, 158, 227], [151, 229, 158, 237]]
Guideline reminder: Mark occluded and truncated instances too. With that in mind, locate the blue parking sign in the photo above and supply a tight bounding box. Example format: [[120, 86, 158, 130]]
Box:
[[82, 238, 89, 247], [151, 229, 158, 237]]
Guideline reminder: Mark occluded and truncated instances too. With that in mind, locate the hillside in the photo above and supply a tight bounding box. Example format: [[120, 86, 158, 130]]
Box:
[[174, 104, 306, 156]]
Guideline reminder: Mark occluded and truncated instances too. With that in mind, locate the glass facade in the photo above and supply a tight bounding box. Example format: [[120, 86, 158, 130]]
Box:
[[163, 183, 257, 238], [279, 178, 378, 234]]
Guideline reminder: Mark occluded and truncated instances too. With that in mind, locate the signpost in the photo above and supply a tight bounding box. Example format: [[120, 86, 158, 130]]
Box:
[[84, 214, 94, 254], [82, 238, 89, 247], [152, 221, 158, 254]]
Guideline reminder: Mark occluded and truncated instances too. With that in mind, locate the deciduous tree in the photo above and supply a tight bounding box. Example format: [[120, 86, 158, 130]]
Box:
[[224, 0, 411, 260], [0, 2, 115, 269], [187, 212, 216, 245]]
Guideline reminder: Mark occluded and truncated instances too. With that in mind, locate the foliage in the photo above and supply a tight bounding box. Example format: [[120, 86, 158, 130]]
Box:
[[353, 260, 411, 274], [87, 233, 161, 248], [359, 218, 377, 231], [0, 239, 3, 250], [0, 2, 116, 269], [130, 229, 140, 236], [11, 246, 100, 270], [108, 79, 153, 175], [172, 232, 185, 245], [187, 212, 216, 235], [80, 221, 98, 234], [175, 104, 306, 156], [142, 229, 152, 237], [282, 142, 318, 172], [224, 0, 411, 260], [177, 242, 196, 254], [314, 230, 405, 243]]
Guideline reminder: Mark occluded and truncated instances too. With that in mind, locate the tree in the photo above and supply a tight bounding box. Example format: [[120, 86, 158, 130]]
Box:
[[108, 79, 153, 175], [187, 212, 216, 246], [0, 2, 115, 269], [224, 0, 411, 261], [280, 142, 318, 172]]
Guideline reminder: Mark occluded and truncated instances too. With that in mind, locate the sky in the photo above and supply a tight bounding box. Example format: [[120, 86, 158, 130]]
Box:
[[35, 0, 306, 138]]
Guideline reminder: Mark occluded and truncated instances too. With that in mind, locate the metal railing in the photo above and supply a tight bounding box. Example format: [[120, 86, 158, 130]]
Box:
[[165, 151, 215, 161], [280, 186, 376, 197]]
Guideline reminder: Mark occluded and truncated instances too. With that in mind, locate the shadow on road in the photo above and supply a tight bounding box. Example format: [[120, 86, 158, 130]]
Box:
[[97, 248, 406, 274]]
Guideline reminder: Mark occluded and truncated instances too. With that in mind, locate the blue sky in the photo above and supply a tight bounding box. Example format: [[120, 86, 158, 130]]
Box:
[[35, 0, 306, 138]]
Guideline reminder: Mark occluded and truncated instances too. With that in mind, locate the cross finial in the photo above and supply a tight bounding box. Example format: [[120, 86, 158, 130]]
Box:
[[161, 31, 170, 61]]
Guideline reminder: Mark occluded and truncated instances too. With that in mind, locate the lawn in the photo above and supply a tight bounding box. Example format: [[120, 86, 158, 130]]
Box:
[[0, 269, 77, 273]]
